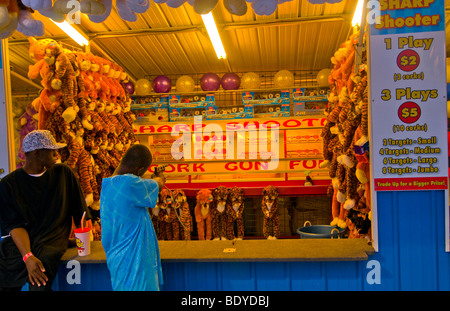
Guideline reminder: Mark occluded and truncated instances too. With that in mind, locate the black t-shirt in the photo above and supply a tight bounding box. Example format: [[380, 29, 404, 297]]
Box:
[[0, 164, 89, 287]]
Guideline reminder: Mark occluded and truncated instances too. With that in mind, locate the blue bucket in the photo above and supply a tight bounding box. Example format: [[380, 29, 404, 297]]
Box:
[[296, 221, 345, 239]]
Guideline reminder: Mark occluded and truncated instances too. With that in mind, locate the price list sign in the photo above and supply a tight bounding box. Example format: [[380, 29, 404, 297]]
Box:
[[369, 0, 448, 191]]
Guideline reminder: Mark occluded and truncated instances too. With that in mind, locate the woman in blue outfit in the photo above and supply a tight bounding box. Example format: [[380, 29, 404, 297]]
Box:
[[100, 144, 165, 291]]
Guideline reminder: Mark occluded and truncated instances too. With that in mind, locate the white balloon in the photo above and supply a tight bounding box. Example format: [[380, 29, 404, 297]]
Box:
[[316, 68, 331, 87], [134, 78, 152, 95], [241, 72, 261, 89], [274, 69, 294, 88]]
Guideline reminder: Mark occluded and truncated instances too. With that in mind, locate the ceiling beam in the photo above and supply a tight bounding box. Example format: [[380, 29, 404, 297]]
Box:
[[3, 14, 351, 43], [11, 71, 42, 90], [88, 14, 349, 40]]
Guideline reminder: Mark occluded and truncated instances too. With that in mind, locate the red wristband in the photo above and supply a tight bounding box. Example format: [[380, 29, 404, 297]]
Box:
[[23, 252, 33, 262]]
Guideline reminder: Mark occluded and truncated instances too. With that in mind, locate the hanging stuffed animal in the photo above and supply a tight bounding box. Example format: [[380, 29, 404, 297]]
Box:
[[0, 0, 19, 38], [158, 187, 180, 240], [61, 128, 97, 207], [211, 185, 231, 240], [17, 103, 38, 167], [151, 193, 163, 240], [194, 188, 213, 240], [227, 186, 245, 240], [173, 189, 192, 240], [261, 185, 279, 239], [45, 42, 80, 124], [28, 37, 63, 129]]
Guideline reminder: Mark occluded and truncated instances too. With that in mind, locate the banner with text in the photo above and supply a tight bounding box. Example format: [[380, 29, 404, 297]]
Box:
[[369, 0, 448, 192]]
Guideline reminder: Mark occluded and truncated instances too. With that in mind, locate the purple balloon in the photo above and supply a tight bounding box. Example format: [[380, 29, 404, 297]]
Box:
[[153, 75, 172, 93], [200, 73, 221, 91], [124, 81, 135, 94], [221, 72, 240, 90]]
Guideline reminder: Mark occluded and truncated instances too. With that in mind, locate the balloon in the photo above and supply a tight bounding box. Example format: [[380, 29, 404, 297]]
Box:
[[153, 75, 172, 93], [221, 72, 240, 90], [134, 78, 152, 95], [223, 0, 247, 16], [241, 72, 260, 89], [316, 68, 331, 87], [124, 81, 135, 94], [176, 75, 196, 93], [274, 69, 294, 88], [251, 0, 277, 16], [193, 0, 218, 14], [200, 73, 221, 91], [166, 0, 187, 7]]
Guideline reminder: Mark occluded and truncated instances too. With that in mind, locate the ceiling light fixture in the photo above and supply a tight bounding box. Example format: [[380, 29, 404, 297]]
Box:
[[201, 12, 226, 59], [351, 0, 365, 27], [50, 19, 89, 46]]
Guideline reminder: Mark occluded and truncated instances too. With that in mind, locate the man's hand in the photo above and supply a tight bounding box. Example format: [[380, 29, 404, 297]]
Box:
[[24, 256, 48, 287], [10, 227, 48, 287], [151, 165, 166, 190], [151, 165, 167, 177]]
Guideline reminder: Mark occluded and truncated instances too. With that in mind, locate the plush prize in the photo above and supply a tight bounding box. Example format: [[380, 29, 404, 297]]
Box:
[[195, 189, 213, 240], [158, 187, 180, 240], [17, 104, 38, 167], [152, 193, 163, 240], [261, 185, 279, 239], [173, 189, 193, 240], [41, 41, 80, 124], [0, 0, 18, 38], [211, 186, 231, 240], [227, 186, 245, 240], [61, 129, 98, 207]]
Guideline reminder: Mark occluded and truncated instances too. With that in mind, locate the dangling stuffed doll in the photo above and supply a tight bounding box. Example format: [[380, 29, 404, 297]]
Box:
[[17, 103, 38, 167], [261, 185, 279, 239], [194, 189, 213, 240], [151, 193, 163, 240], [173, 189, 192, 240], [158, 187, 180, 240], [211, 186, 231, 240], [61, 128, 97, 207], [227, 186, 245, 240], [43, 40, 79, 124]]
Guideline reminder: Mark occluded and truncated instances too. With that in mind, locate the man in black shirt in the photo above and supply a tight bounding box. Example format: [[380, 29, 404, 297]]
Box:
[[0, 130, 90, 291]]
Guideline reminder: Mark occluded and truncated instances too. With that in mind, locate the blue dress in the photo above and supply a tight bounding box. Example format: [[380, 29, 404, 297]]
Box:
[[100, 174, 162, 291]]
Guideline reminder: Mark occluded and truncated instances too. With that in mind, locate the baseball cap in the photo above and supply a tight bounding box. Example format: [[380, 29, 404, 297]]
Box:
[[22, 130, 67, 153]]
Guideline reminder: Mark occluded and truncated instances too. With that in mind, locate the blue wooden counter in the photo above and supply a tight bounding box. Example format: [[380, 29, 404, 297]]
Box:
[[52, 190, 450, 291]]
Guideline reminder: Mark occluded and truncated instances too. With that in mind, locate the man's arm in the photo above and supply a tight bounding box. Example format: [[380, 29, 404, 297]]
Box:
[[10, 228, 48, 287], [152, 177, 165, 191]]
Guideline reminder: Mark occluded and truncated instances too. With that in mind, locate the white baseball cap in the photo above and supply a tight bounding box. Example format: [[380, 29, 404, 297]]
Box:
[[22, 130, 67, 153]]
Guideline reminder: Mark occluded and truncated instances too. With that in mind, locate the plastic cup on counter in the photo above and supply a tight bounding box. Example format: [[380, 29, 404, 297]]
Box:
[[74, 227, 91, 256]]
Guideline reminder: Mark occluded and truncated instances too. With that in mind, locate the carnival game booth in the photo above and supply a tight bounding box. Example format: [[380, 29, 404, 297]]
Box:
[[0, 0, 449, 292]]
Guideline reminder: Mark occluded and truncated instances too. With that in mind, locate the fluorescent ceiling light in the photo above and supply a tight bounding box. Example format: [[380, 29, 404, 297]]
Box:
[[201, 12, 226, 59], [352, 0, 364, 27], [50, 19, 89, 46]]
